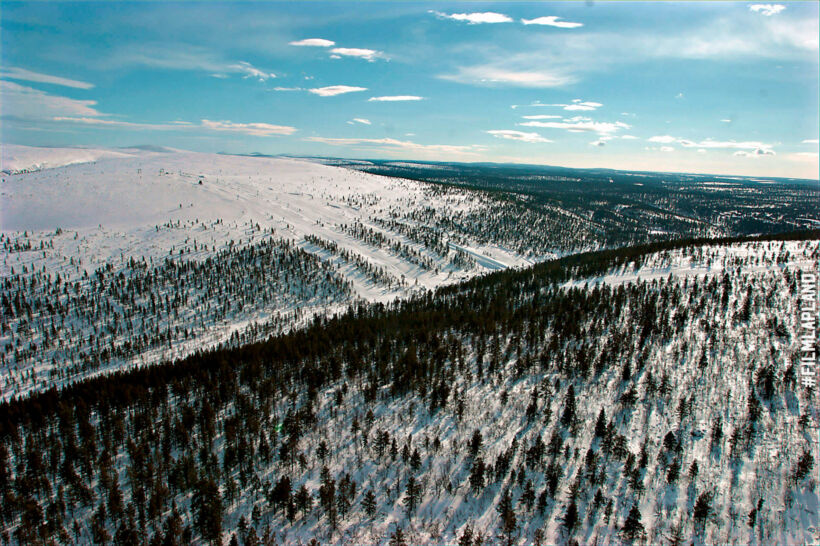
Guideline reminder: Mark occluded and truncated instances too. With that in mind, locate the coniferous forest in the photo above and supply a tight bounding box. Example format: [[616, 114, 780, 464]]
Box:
[[3, 1, 820, 544], [1, 230, 817, 545]]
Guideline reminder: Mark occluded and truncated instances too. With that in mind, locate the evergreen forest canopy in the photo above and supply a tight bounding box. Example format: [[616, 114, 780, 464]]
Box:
[[1, 229, 817, 545]]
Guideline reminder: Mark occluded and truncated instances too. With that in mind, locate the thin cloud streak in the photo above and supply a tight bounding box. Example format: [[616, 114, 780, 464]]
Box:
[[521, 16, 583, 28], [289, 38, 335, 47], [430, 11, 513, 24], [305, 136, 483, 156], [309, 85, 368, 97], [0, 67, 95, 89], [368, 96, 424, 102], [440, 66, 576, 88], [330, 48, 384, 61], [520, 118, 630, 135], [487, 130, 552, 143], [52, 116, 297, 136]]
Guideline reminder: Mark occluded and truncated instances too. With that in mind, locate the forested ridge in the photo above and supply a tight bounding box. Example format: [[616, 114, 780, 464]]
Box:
[[0, 230, 817, 545]]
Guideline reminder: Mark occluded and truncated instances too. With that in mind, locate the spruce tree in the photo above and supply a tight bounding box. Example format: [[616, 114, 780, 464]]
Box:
[[362, 490, 377, 517], [496, 490, 517, 546], [594, 408, 607, 438], [561, 385, 576, 428], [620, 503, 645, 542]]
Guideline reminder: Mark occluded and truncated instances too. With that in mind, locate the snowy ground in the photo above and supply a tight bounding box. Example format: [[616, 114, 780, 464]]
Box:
[[1, 145, 536, 400], [562, 240, 819, 290], [236, 239, 819, 545]]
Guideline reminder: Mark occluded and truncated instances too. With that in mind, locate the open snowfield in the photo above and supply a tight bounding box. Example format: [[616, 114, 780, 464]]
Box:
[[1, 145, 535, 400]]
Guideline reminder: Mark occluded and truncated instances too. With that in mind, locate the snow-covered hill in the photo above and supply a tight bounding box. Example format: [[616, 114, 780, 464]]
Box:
[[0, 144, 168, 175], [1, 147, 533, 399], [1, 235, 816, 545]]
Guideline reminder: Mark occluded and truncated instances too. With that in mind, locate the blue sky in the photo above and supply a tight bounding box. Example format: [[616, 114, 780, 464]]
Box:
[[2, 1, 818, 178]]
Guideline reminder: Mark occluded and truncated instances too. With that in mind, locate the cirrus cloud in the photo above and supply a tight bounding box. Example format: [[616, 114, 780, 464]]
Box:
[[520, 117, 630, 135], [0, 67, 94, 89], [430, 10, 513, 24], [0, 80, 102, 119], [227, 61, 275, 81], [368, 95, 424, 102], [521, 16, 583, 28], [49, 116, 297, 137], [734, 148, 776, 157], [749, 4, 785, 16], [308, 85, 367, 97], [649, 135, 776, 153], [330, 47, 384, 61], [486, 130, 552, 143], [304, 136, 485, 159], [440, 66, 576, 88], [289, 38, 335, 47], [200, 119, 297, 136]]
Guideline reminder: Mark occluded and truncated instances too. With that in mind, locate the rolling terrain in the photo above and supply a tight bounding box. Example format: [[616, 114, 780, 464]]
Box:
[[1, 232, 817, 545], [3, 146, 818, 402]]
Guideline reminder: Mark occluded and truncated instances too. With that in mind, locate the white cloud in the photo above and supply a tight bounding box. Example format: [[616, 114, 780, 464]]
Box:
[[352, 118, 371, 125], [200, 119, 297, 136], [48, 115, 296, 137], [304, 136, 484, 158], [368, 95, 424, 102], [116, 48, 278, 83], [648, 135, 678, 143], [431, 11, 513, 24], [590, 140, 606, 147], [0, 80, 102, 119], [749, 4, 785, 16], [0, 67, 94, 89], [521, 16, 583, 28], [734, 148, 776, 157], [650, 135, 778, 154], [518, 100, 603, 111], [520, 118, 630, 135], [564, 101, 603, 111], [521, 115, 562, 120], [684, 139, 774, 151], [720, 119, 732, 123], [486, 130, 552, 143], [50, 116, 188, 132], [620, 135, 639, 140], [441, 66, 576, 88], [289, 38, 335, 47], [645, 14, 817, 59], [660, 146, 675, 152], [228, 61, 275, 81], [309, 85, 367, 97], [272, 87, 303, 92], [330, 48, 384, 61], [802, 139, 819, 144]]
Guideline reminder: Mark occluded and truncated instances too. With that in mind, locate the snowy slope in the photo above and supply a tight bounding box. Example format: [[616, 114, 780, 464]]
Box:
[[0, 144, 166, 175], [562, 240, 819, 289], [1, 147, 535, 400], [2, 237, 816, 546]]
